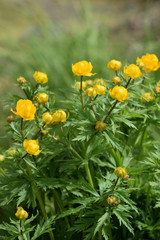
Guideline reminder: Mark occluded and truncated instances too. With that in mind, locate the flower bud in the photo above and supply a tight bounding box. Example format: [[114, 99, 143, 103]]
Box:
[[114, 167, 127, 179], [154, 87, 160, 94], [124, 174, 130, 180], [33, 71, 48, 84], [86, 80, 93, 85], [107, 60, 122, 71], [136, 60, 145, 70], [36, 93, 49, 103], [6, 115, 15, 123], [114, 201, 119, 206], [15, 207, 28, 220], [42, 112, 53, 124], [105, 195, 117, 205], [17, 76, 27, 84], [52, 110, 67, 124], [34, 102, 39, 107], [93, 84, 106, 95], [85, 87, 97, 97], [76, 81, 87, 90], [0, 155, 5, 162], [141, 93, 154, 102], [7, 149, 16, 156], [94, 78, 107, 86], [95, 121, 107, 131], [54, 135, 60, 141], [112, 76, 121, 85], [41, 129, 50, 135]]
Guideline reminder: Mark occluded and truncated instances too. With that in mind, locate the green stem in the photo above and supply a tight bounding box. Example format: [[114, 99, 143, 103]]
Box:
[[23, 89, 30, 99], [0, 168, 6, 176], [21, 118, 24, 141], [20, 220, 25, 240], [103, 100, 118, 123], [90, 97, 99, 121], [44, 103, 50, 112], [98, 228, 102, 240], [80, 76, 84, 110]]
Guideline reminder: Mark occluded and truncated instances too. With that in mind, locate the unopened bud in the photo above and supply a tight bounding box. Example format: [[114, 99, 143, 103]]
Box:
[[136, 61, 145, 70], [17, 76, 27, 85], [114, 167, 127, 179], [154, 86, 160, 94], [6, 115, 15, 123], [112, 76, 121, 85], [95, 121, 107, 131], [41, 129, 50, 136], [124, 174, 130, 180], [34, 102, 39, 107], [114, 201, 119, 206], [0, 155, 5, 162]]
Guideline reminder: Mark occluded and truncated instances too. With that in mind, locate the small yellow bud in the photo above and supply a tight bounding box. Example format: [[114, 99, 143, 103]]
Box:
[[7, 149, 16, 156], [6, 115, 15, 123], [76, 81, 87, 90], [94, 78, 107, 86], [23, 139, 42, 155], [105, 195, 117, 205], [112, 76, 121, 85], [41, 129, 50, 135], [136, 60, 145, 70], [33, 71, 48, 84], [86, 80, 93, 85], [154, 86, 160, 94], [0, 155, 5, 162], [17, 76, 27, 84], [107, 60, 122, 71], [34, 102, 39, 107], [95, 121, 106, 131], [85, 87, 97, 97], [141, 93, 154, 102], [42, 112, 53, 124], [114, 167, 127, 179], [36, 93, 49, 103], [93, 84, 106, 95], [15, 207, 28, 220]]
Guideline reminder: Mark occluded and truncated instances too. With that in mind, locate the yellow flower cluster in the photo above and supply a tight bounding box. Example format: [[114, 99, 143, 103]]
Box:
[[42, 110, 67, 125], [33, 71, 48, 84], [15, 207, 28, 220], [85, 84, 106, 97], [114, 167, 127, 179], [23, 139, 42, 155], [109, 86, 129, 102], [36, 93, 49, 103], [11, 99, 36, 121], [72, 61, 96, 76], [137, 53, 160, 73], [124, 64, 142, 79]]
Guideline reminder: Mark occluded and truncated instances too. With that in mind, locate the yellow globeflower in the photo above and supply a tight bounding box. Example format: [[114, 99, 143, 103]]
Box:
[[72, 60, 96, 76], [95, 121, 107, 131], [109, 85, 129, 102], [112, 76, 121, 85], [93, 84, 106, 95], [36, 93, 49, 103], [52, 110, 67, 124], [107, 60, 122, 71], [76, 81, 87, 90], [17, 76, 27, 85], [124, 64, 142, 79], [15, 207, 28, 220], [33, 71, 48, 84], [42, 112, 53, 124], [85, 87, 97, 97], [11, 99, 36, 120], [137, 53, 160, 73], [23, 139, 42, 155], [94, 78, 107, 86], [154, 86, 160, 94], [141, 93, 154, 102], [114, 167, 127, 179]]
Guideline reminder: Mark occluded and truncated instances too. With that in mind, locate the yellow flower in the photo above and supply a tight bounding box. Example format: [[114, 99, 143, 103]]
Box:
[[86, 80, 93, 85], [95, 121, 107, 131], [11, 99, 36, 120], [124, 64, 142, 79], [112, 76, 121, 85], [76, 81, 87, 90], [33, 71, 48, 84], [85, 87, 97, 97], [36, 93, 49, 103], [137, 53, 160, 73], [7, 149, 16, 156], [154, 86, 160, 94], [114, 167, 127, 179], [93, 84, 106, 95], [23, 139, 42, 155], [141, 93, 154, 102], [15, 207, 28, 220], [94, 78, 107, 86], [72, 60, 96, 76], [109, 85, 129, 102], [107, 60, 122, 71], [52, 110, 67, 124], [158, 80, 160, 87], [42, 112, 53, 124], [17, 76, 27, 84]]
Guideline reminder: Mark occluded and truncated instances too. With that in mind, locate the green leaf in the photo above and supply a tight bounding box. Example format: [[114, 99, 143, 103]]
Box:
[[94, 211, 109, 235]]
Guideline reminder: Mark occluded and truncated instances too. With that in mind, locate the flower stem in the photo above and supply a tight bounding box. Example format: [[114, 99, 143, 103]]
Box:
[[90, 97, 99, 121], [20, 220, 25, 240], [20, 118, 24, 141], [80, 76, 84, 110], [44, 103, 50, 112], [103, 100, 118, 123], [125, 77, 131, 88]]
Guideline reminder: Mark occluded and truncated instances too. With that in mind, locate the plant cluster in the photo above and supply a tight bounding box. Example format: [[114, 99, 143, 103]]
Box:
[[0, 53, 160, 239]]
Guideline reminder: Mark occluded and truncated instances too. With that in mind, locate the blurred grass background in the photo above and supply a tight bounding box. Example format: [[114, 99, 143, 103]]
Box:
[[0, 0, 160, 148]]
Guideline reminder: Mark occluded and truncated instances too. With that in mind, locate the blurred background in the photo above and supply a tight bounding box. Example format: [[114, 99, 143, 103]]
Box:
[[1, 0, 160, 148]]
